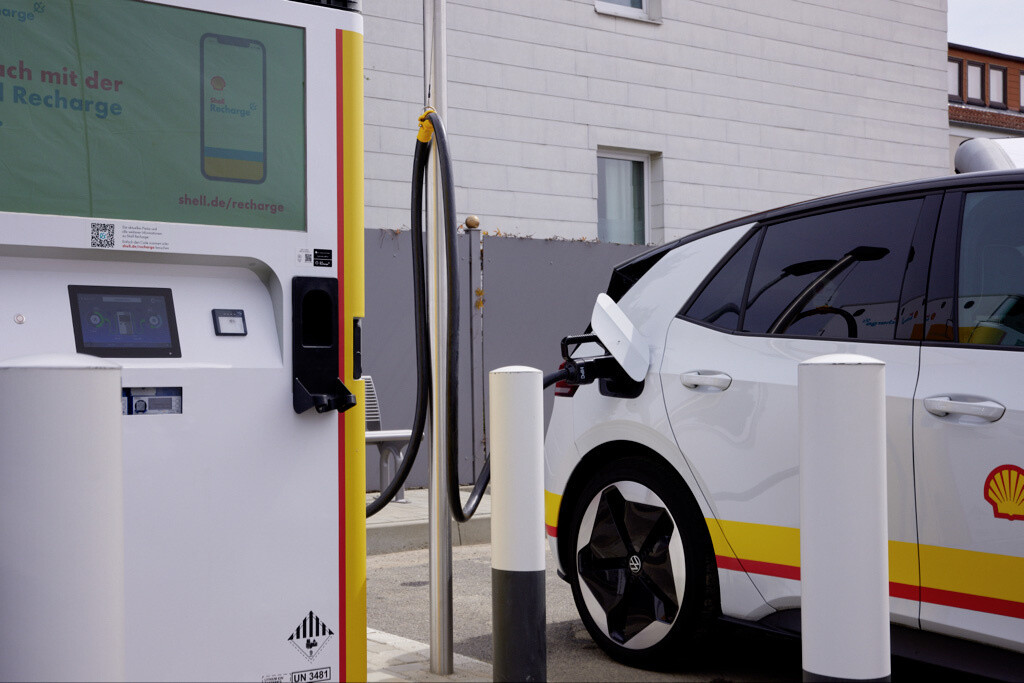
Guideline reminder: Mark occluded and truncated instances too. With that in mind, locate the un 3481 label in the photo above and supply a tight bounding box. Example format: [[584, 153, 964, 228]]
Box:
[[292, 667, 330, 682]]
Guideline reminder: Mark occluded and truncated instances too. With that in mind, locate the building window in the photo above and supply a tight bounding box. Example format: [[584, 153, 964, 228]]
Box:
[[967, 61, 985, 105], [948, 58, 963, 102], [990, 65, 1007, 108], [597, 151, 648, 245], [594, 0, 661, 23], [1021, 72, 1024, 112]]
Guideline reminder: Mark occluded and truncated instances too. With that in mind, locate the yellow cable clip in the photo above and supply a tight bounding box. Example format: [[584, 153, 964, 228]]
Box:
[[417, 108, 436, 144]]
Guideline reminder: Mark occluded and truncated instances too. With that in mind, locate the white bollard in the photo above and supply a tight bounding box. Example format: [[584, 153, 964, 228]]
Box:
[[799, 354, 889, 682], [489, 366, 546, 682], [0, 354, 126, 682]]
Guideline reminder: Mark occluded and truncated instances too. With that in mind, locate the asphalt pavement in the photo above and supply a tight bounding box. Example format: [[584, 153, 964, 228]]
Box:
[[364, 488, 986, 682], [365, 488, 804, 681]]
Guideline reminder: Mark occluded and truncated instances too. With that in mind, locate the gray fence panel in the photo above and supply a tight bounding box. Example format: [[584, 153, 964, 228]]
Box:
[[364, 229, 650, 490], [480, 236, 649, 439], [363, 230, 475, 490]]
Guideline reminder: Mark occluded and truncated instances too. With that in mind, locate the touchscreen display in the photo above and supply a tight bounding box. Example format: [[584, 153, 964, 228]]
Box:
[[69, 285, 181, 358]]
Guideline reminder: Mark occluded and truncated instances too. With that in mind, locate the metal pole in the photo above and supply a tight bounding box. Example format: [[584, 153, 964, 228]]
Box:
[[424, 0, 453, 674], [465, 216, 484, 480], [799, 354, 890, 682]]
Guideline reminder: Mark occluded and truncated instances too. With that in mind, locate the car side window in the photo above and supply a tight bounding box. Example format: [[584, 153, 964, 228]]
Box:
[[957, 190, 1024, 347], [742, 199, 923, 341], [682, 228, 761, 331]]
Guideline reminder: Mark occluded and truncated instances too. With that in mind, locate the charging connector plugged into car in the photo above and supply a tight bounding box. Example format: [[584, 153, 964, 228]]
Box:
[[548, 293, 652, 398]]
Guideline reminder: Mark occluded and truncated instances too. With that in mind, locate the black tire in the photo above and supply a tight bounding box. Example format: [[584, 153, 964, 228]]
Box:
[[565, 454, 718, 669]]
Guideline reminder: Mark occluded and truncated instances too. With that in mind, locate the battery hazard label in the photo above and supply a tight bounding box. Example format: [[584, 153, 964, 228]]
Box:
[[287, 610, 333, 662]]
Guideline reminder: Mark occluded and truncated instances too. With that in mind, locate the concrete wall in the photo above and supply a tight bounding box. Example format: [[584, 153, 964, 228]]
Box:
[[364, 229, 647, 490], [363, 0, 950, 244]]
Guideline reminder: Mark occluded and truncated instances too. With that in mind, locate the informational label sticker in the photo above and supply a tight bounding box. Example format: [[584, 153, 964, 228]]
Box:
[[89, 221, 171, 251], [313, 249, 332, 267], [291, 667, 331, 682], [118, 223, 171, 252], [297, 248, 313, 265]]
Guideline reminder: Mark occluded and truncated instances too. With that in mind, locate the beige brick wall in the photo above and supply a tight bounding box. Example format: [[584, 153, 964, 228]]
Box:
[[363, 0, 949, 244]]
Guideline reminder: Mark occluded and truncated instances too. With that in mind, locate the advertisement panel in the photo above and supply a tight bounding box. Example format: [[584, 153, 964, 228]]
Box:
[[0, 0, 306, 230]]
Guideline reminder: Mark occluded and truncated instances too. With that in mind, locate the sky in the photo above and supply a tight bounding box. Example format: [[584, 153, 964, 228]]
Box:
[[947, 0, 1024, 56]]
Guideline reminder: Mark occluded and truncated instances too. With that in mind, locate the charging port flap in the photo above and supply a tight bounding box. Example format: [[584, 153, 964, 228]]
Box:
[[591, 293, 649, 382]]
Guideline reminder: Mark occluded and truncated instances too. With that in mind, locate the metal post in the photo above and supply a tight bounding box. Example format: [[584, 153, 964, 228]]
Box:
[[490, 366, 546, 682], [465, 216, 485, 479], [799, 354, 890, 682], [424, 0, 453, 674]]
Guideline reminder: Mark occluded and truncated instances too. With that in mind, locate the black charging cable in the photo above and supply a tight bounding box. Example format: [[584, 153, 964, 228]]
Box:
[[368, 110, 573, 519]]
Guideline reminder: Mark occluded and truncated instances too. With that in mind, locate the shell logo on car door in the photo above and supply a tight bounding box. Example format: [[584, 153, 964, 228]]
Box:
[[985, 465, 1024, 521]]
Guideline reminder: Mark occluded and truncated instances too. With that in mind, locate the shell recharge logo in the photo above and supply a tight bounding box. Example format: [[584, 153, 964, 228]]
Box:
[[984, 465, 1024, 521]]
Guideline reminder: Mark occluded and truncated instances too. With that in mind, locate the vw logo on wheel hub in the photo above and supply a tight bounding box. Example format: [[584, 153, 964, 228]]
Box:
[[628, 554, 642, 574]]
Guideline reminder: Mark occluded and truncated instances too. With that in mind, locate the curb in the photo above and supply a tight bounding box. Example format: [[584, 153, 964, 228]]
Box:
[[366, 488, 491, 556], [367, 514, 490, 556]]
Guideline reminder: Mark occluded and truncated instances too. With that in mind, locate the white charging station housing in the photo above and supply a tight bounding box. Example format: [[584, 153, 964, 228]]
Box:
[[0, 1, 366, 680]]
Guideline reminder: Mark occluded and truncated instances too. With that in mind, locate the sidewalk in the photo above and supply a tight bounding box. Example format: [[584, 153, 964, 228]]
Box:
[[366, 487, 491, 556], [366, 628, 491, 682], [364, 488, 493, 681]]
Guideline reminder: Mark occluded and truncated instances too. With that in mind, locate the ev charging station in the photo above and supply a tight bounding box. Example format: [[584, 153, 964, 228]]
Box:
[[0, 1, 366, 680]]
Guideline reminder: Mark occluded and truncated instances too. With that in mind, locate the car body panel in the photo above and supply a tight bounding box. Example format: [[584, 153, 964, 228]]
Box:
[[544, 223, 751, 519], [543, 169, 1024, 662], [659, 320, 921, 626], [543, 225, 751, 566], [915, 344, 1024, 652]]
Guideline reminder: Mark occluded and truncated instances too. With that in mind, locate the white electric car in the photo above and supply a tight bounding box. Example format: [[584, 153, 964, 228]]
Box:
[[544, 168, 1024, 671]]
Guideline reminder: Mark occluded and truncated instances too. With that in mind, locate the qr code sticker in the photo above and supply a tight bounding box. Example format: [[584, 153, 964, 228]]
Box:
[[91, 223, 115, 248]]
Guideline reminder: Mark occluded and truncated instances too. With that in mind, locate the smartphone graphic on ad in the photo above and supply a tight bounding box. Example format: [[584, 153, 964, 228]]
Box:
[[200, 33, 267, 183]]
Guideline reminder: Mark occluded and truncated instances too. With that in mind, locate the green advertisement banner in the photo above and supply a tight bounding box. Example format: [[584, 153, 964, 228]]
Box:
[[0, 0, 306, 230]]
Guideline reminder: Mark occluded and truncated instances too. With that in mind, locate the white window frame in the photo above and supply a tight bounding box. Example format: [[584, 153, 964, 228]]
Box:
[[597, 149, 651, 245], [990, 65, 1007, 108], [967, 61, 985, 104], [594, 0, 662, 24], [947, 58, 963, 102]]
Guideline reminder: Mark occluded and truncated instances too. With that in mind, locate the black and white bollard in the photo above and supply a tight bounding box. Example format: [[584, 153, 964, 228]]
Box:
[[489, 366, 546, 682], [799, 354, 890, 682]]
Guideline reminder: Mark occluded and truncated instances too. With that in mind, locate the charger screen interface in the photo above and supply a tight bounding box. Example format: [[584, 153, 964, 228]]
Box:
[[69, 286, 181, 358]]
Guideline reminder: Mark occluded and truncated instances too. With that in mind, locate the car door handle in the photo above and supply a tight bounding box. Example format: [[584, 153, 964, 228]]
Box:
[[923, 396, 1005, 422], [681, 371, 732, 391]]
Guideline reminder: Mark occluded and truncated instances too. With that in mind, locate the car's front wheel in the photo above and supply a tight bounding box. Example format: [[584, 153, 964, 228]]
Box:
[[566, 454, 718, 669]]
